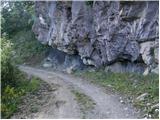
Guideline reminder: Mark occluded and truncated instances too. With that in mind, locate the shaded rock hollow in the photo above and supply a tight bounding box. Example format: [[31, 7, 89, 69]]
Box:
[[32, 1, 159, 73]]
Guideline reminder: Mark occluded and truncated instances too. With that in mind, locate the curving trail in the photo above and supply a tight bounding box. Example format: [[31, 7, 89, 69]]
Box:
[[17, 66, 140, 119]]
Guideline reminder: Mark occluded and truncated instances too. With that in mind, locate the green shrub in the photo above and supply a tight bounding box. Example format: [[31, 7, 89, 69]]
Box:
[[1, 37, 42, 118], [1, 37, 19, 118], [1, 2, 47, 118], [11, 30, 48, 64], [1, 85, 20, 118], [1, 37, 15, 88], [1, 1, 34, 36], [1, 76, 41, 118]]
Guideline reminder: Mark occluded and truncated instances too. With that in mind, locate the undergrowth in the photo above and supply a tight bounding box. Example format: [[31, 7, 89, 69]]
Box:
[[1, 37, 41, 118], [1, 2, 48, 118], [1, 68, 41, 119], [11, 30, 48, 65]]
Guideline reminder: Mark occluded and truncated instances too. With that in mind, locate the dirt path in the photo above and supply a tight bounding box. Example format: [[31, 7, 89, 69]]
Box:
[[17, 66, 140, 119]]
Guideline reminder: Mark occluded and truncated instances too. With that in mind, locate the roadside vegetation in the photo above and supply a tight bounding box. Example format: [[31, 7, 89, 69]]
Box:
[[1, 1, 48, 65], [1, 1, 48, 118], [74, 70, 159, 118], [1, 37, 42, 118], [11, 30, 47, 65]]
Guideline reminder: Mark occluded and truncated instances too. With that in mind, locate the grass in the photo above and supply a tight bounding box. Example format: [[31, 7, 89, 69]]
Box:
[[19, 76, 40, 93], [71, 90, 96, 118], [74, 70, 159, 118], [1, 72, 41, 119]]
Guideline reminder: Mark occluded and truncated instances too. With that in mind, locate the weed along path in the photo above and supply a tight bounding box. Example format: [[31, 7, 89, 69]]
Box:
[[17, 66, 141, 119]]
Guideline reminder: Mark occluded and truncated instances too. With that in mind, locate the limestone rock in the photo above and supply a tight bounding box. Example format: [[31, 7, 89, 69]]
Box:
[[33, 1, 159, 73], [44, 48, 85, 71], [136, 93, 149, 101], [151, 67, 159, 74], [140, 41, 155, 66], [66, 66, 76, 74], [143, 68, 150, 76], [43, 62, 52, 68]]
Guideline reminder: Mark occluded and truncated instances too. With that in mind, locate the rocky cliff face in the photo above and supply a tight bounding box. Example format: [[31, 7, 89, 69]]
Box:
[[32, 1, 159, 74]]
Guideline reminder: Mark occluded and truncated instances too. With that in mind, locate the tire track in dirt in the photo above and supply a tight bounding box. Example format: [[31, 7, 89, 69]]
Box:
[[17, 66, 140, 119]]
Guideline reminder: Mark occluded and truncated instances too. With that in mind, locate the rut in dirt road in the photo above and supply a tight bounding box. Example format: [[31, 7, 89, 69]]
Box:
[[18, 66, 141, 119]]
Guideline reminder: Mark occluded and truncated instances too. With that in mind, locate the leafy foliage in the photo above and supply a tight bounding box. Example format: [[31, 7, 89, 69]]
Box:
[[1, 1, 34, 36], [1, 37, 17, 88], [1, 75, 41, 118], [1, 1, 48, 118], [11, 30, 48, 64], [1, 38, 41, 118], [1, 1, 48, 64]]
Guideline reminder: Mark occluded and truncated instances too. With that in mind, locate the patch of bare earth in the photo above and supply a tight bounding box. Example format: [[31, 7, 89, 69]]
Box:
[[11, 80, 58, 119]]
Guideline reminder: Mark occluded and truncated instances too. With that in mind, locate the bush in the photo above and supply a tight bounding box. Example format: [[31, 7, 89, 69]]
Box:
[[1, 75, 41, 118], [1, 37, 15, 88], [1, 1, 34, 36], [1, 85, 20, 118], [1, 37, 19, 118], [1, 37, 41, 118], [11, 30, 48, 64], [1, 2, 46, 118]]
